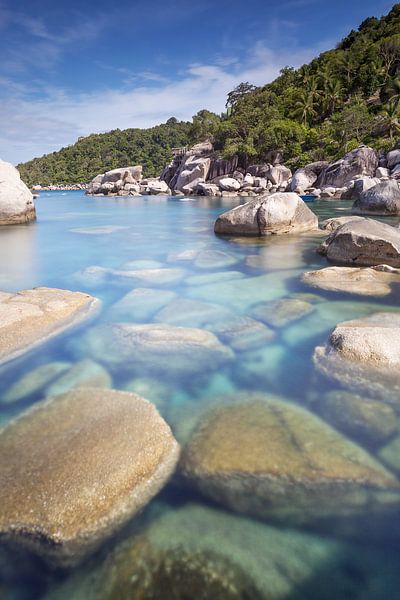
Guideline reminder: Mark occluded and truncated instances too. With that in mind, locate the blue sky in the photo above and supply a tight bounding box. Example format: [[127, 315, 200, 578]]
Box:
[[0, 0, 395, 164]]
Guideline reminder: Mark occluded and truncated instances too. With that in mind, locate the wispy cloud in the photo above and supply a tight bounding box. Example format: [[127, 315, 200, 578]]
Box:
[[0, 39, 329, 165]]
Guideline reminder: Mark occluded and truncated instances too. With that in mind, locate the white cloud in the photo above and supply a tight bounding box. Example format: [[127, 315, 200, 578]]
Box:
[[0, 40, 329, 165]]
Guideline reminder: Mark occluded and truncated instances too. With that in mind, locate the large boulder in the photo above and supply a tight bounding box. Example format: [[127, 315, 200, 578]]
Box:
[[178, 394, 400, 530], [352, 180, 400, 216], [290, 161, 328, 193], [351, 176, 381, 200], [0, 159, 36, 225], [218, 177, 241, 192], [214, 192, 318, 236], [174, 156, 211, 192], [265, 164, 292, 187], [314, 312, 400, 405], [387, 149, 400, 169], [318, 218, 400, 267], [317, 146, 378, 188], [0, 288, 100, 366], [0, 388, 179, 566], [101, 166, 142, 184], [302, 265, 400, 296]]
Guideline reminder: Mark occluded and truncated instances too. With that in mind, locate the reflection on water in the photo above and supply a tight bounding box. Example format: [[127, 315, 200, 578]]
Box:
[[0, 223, 38, 291], [1, 191, 400, 599]]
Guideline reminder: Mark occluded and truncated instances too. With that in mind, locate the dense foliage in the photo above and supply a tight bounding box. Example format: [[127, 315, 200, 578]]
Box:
[[193, 3, 400, 169], [19, 4, 400, 184], [18, 118, 191, 186]]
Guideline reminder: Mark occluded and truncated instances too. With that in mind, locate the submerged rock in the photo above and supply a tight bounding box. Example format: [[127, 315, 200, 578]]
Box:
[[320, 216, 365, 232], [154, 297, 233, 329], [0, 388, 179, 567], [251, 298, 314, 327], [0, 159, 36, 225], [78, 323, 234, 377], [193, 249, 238, 269], [179, 395, 400, 531], [352, 181, 400, 216], [42, 500, 400, 600], [378, 436, 400, 475], [1, 361, 71, 404], [45, 359, 112, 397], [0, 288, 99, 366], [77, 266, 186, 287], [317, 390, 397, 448], [318, 218, 400, 267], [108, 288, 177, 322], [210, 316, 275, 351], [302, 266, 400, 296], [214, 193, 318, 236], [314, 312, 400, 405]]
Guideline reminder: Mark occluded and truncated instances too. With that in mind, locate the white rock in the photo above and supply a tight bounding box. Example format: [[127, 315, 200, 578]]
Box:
[[0, 159, 36, 225]]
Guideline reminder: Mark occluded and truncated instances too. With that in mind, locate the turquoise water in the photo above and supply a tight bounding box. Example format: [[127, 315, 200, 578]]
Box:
[[1, 191, 400, 598]]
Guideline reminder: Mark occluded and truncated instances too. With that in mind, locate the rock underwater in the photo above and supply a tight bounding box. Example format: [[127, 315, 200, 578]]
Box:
[[0, 288, 100, 366], [178, 394, 400, 535], [0, 388, 180, 567]]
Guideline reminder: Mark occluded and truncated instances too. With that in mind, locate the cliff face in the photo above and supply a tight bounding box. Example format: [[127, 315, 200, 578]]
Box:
[[161, 142, 238, 193]]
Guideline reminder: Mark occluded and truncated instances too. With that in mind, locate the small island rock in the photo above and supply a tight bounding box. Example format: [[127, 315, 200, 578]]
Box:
[[214, 193, 318, 236]]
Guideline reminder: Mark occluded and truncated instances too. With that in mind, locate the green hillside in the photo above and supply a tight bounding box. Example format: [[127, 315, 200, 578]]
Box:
[[18, 4, 400, 185], [207, 3, 400, 168], [18, 118, 191, 186]]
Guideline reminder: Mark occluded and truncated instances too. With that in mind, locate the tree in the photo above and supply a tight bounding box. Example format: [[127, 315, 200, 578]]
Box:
[[331, 97, 374, 151], [381, 98, 400, 141], [189, 110, 220, 143], [379, 35, 400, 81], [293, 91, 318, 126], [225, 82, 257, 110], [323, 79, 344, 114]]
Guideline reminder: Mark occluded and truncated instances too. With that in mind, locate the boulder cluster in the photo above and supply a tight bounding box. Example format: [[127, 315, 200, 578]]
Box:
[[86, 165, 171, 197]]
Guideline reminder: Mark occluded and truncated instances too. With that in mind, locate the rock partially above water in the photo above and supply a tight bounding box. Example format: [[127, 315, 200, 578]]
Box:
[[214, 193, 318, 236], [0, 388, 180, 567], [314, 312, 400, 405], [0, 159, 36, 225], [318, 218, 400, 267], [320, 216, 365, 232], [179, 395, 400, 530], [352, 180, 400, 216], [302, 266, 400, 296], [78, 323, 234, 377], [0, 288, 100, 366]]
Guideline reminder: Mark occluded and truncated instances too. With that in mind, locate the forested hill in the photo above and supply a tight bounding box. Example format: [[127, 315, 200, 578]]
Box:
[[18, 118, 191, 186], [19, 4, 400, 185], [208, 3, 400, 169]]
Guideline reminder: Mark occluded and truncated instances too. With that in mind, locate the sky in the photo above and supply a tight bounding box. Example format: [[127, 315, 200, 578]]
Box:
[[0, 0, 396, 165]]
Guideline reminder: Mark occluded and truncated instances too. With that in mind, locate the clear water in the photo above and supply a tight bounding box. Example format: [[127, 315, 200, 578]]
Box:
[[1, 191, 400, 599]]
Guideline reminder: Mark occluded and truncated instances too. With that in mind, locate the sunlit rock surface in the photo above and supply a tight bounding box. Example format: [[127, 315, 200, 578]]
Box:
[[302, 266, 400, 296], [0, 288, 100, 366], [178, 395, 400, 531], [0, 159, 36, 225], [214, 193, 318, 236], [314, 312, 400, 405], [318, 219, 400, 267], [0, 388, 179, 567]]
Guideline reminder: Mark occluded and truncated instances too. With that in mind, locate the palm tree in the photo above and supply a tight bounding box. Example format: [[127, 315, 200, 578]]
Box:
[[293, 91, 318, 127], [323, 80, 344, 114], [381, 98, 400, 141], [383, 76, 400, 109]]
